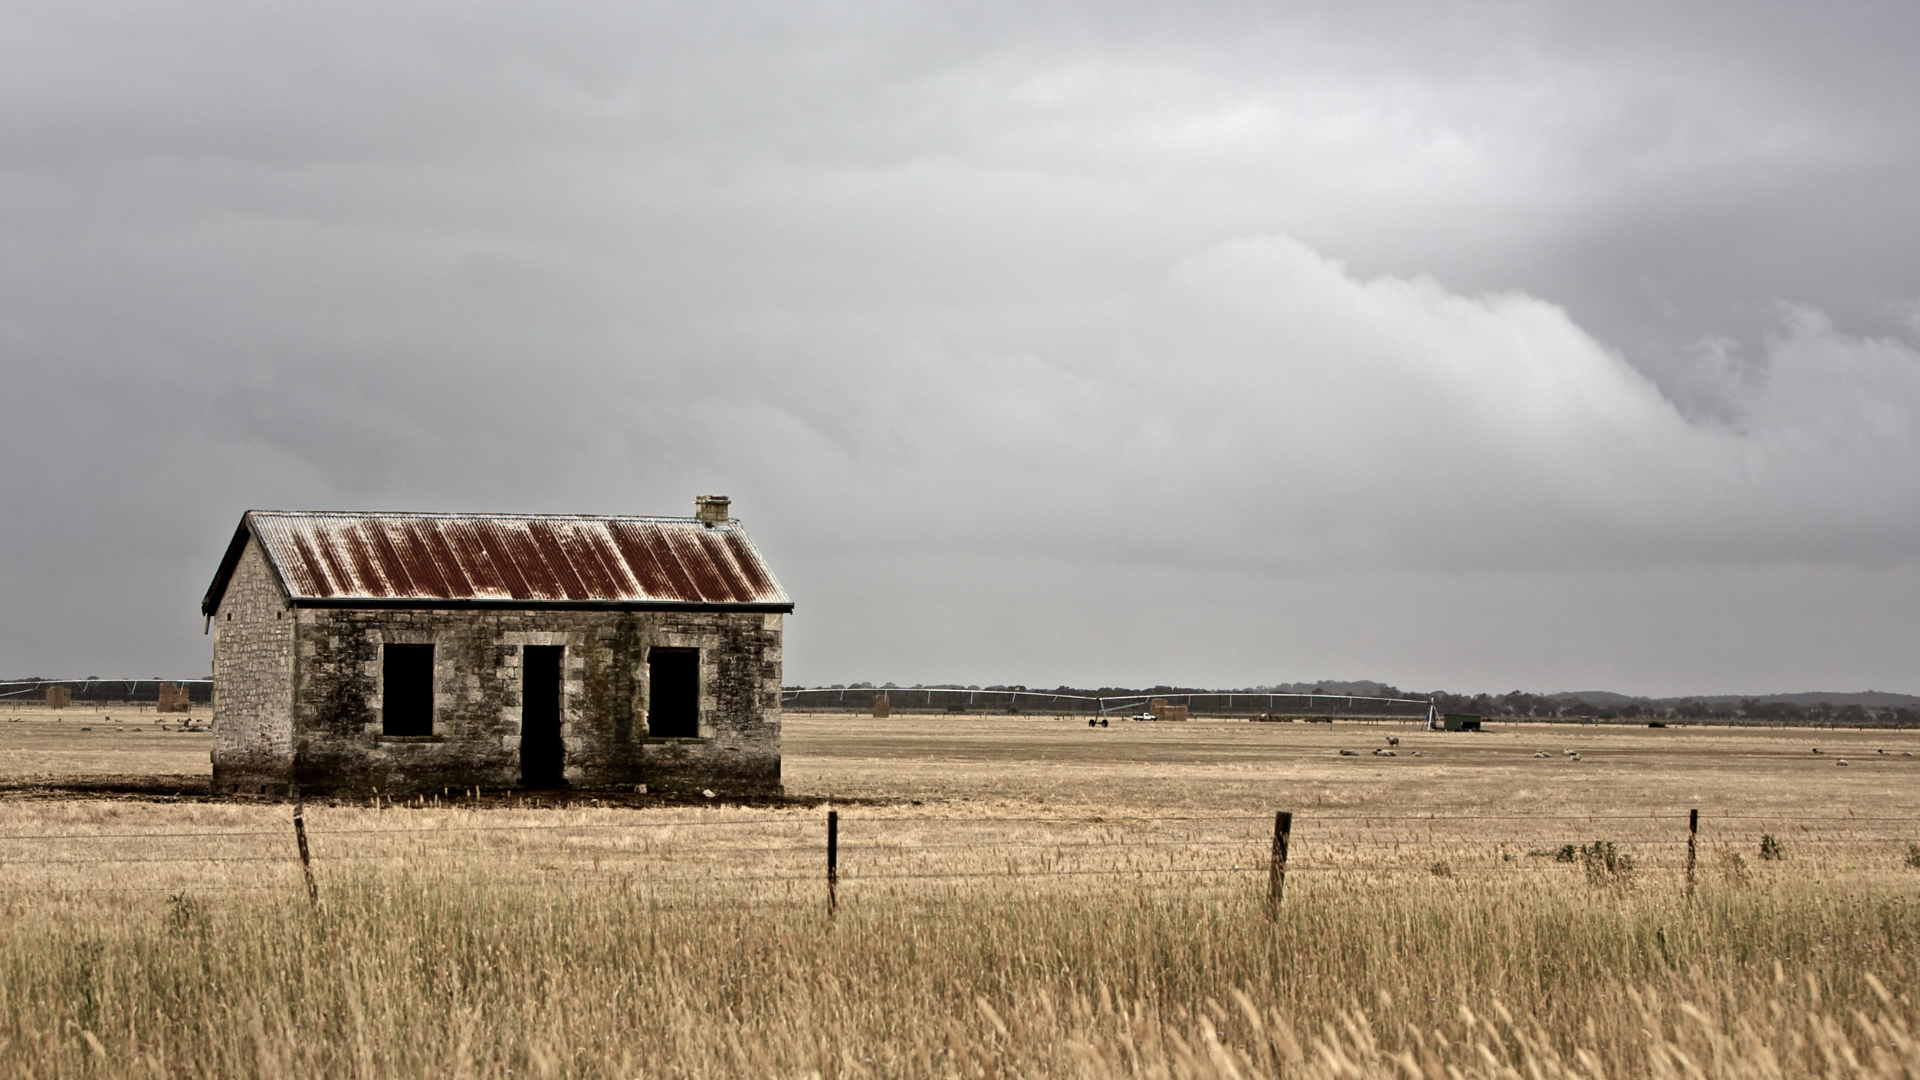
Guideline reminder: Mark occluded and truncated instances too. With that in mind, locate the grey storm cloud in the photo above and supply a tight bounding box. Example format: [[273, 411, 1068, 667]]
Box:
[[3, 1, 1919, 695]]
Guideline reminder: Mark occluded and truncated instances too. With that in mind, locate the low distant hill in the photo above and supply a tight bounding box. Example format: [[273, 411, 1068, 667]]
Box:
[[1239, 680, 1402, 698], [1548, 690, 1920, 709]]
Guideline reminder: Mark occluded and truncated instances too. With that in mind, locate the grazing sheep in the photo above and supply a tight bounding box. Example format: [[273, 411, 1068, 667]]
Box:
[[1387, 736, 1399, 747], [1533, 751, 1551, 758], [1837, 759, 1850, 766], [1563, 749, 1577, 756], [1568, 752, 1581, 761], [1338, 749, 1359, 756], [1812, 748, 1823, 754], [1372, 748, 1397, 757], [1410, 750, 1422, 757]]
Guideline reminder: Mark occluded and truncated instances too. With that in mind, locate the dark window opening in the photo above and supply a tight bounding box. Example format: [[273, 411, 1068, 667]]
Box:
[[648, 648, 699, 738], [520, 645, 565, 788], [382, 644, 434, 737]]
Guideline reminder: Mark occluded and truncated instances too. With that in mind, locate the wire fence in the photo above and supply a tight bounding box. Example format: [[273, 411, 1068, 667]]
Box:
[[0, 806, 1914, 904]]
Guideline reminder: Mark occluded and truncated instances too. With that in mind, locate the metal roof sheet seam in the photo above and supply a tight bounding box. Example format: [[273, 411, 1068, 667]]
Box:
[[203, 511, 792, 613]]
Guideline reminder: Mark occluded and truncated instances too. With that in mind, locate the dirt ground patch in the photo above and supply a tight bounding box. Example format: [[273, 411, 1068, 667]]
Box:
[[0, 704, 212, 785]]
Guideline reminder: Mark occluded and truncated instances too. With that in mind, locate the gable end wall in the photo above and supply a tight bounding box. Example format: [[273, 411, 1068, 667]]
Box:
[[211, 538, 297, 789]]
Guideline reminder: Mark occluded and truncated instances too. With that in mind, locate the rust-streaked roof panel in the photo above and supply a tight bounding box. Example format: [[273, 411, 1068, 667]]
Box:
[[208, 511, 791, 612]]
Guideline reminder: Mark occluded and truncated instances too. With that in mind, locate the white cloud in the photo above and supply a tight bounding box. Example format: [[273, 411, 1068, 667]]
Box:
[[736, 235, 1920, 578]]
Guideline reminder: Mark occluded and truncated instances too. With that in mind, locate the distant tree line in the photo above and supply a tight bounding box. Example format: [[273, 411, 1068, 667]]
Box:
[[789, 682, 1918, 727], [1427, 690, 1919, 728]]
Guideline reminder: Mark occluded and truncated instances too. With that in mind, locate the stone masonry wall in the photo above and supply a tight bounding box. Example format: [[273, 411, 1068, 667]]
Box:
[[211, 540, 296, 790], [287, 607, 782, 795]]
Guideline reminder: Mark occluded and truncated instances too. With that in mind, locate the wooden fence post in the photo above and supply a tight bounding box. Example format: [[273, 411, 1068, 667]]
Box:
[[1686, 808, 1699, 900], [1268, 811, 1292, 912], [827, 809, 839, 916], [293, 803, 318, 905]]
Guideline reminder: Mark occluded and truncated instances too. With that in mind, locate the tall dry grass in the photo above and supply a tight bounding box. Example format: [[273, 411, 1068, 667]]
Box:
[[0, 842, 1915, 1078]]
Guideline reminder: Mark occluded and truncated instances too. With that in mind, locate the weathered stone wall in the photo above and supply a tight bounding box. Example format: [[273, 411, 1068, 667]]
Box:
[[285, 607, 782, 795], [631, 611, 783, 793], [211, 540, 296, 790]]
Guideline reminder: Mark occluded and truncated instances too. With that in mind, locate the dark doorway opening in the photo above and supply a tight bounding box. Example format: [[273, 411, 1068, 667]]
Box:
[[382, 644, 434, 736], [521, 645, 565, 788], [648, 648, 699, 738]]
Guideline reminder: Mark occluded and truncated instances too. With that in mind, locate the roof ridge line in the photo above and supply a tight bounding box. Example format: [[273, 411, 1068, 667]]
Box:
[[247, 510, 708, 522]]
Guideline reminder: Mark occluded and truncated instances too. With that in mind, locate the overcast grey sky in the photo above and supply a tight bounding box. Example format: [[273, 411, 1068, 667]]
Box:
[[4, 2, 1919, 695]]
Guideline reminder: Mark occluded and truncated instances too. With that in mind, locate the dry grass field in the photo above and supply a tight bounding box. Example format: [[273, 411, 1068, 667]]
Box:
[[0, 708, 1917, 1077], [0, 703, 210, 783], [784, 712, 1920, 817]]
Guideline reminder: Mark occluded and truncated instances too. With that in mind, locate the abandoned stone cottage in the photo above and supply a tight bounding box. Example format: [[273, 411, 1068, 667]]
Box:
[[200, 498, 790, 796]]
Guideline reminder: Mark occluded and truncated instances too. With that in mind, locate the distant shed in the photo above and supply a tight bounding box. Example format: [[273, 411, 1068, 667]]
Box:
[[201, 498, 792, 796]]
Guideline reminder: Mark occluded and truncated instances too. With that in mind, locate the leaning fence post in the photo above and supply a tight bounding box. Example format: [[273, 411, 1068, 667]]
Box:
[[1686, 808, 1699, 900], [827, 809, 839, 916], [1268, 811, 1292, 912], [293, 802, 318, 905]]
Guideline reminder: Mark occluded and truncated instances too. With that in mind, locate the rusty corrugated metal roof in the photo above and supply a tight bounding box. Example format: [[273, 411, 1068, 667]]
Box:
[[203, 511, 792, 613]]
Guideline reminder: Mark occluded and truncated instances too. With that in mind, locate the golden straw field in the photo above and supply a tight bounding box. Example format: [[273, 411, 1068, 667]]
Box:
[[1, 706, 1918, 1077]]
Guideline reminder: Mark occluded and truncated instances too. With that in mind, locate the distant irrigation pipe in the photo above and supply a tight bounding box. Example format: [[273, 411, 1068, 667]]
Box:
[[779, 686, 1433, 719], [0, 678, 213, 703]]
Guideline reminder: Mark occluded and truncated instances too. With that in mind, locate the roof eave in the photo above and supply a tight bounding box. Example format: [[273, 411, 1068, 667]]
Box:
[[200, 516, 254, 617], [722, 528, 795, 614], [201, 512, 300, 617]]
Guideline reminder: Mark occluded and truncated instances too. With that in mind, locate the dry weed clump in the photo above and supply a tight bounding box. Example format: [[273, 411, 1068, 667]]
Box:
[[0, 857, 1914, 1078]]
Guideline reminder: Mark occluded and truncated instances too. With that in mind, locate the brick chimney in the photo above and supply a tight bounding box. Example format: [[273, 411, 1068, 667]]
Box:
[[695, 495, 731, 527]]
